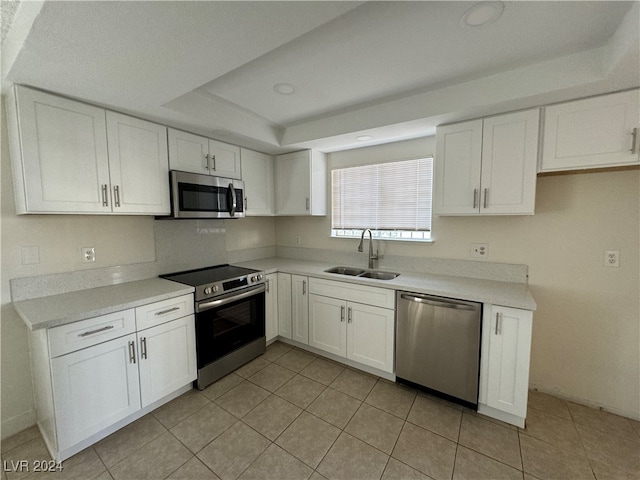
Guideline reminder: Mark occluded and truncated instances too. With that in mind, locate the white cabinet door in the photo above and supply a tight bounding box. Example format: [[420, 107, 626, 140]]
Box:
[[433, 120, 483, 215], [291, 275, 309, 344], [275, 150, 326, 216], [309, 294, 346, 357], [480, 109, 539, 215], [346, 302, 395, 373], [106, 112, 170, 215], [9, 86, 111, 214], [541, 90, 640, 172], [277, 273, 292, 339], [434, 111, 539, 216], [479, 305, 533, 419], [137, 315, 196, 407], [167, 128, 210, 175], [265, 274, 279, 342], [51, 334, 141, 451], [209, 139, 241, 179], [241, 148, 275, 215]]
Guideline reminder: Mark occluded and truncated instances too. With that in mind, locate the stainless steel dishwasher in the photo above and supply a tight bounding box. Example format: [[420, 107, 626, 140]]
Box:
[[396, 291, 481, 408]]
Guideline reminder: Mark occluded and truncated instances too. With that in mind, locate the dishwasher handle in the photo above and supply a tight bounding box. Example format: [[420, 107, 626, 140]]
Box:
[[400, 293, 478, 311]]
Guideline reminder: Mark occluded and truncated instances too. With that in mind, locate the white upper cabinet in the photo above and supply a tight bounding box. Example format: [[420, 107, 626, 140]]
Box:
[[7, 86, 170, 215], [7, 86, 111, 214], [106, 112, 170, 215], [240, 148, 275, 215], [434, 109, 540, 216], [275, 150, 327, 216], [541, 90, 640, 172], [167, 128, 241, 179]]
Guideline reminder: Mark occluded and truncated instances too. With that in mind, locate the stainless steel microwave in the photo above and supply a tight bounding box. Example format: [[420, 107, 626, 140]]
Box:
[[168, 171, 245, 219]]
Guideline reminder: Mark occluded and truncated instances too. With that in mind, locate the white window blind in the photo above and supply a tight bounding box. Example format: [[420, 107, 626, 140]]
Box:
[[331, 158, 433, 241]]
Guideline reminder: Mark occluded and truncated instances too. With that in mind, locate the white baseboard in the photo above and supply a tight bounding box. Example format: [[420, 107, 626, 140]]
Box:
[[1, 409, 36, 440], [529, 384, 640, 422]]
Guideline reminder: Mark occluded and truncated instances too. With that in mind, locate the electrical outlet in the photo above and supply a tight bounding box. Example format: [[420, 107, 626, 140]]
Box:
[[82, 247, 96, 263], [604, 250, 620, 268], [470, 243, 489, 259]]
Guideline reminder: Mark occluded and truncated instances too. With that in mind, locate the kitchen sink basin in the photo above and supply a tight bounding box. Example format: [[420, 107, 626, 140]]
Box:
[[358, 271, 400, 280], [324, 266, 400, 280], [324, 266, 365, 276]]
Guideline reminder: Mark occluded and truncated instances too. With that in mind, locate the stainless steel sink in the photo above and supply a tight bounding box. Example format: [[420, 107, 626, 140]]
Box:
[[324, 266, 365, 276], [324, 266, 400, 280], [358, 270, 400, 280]]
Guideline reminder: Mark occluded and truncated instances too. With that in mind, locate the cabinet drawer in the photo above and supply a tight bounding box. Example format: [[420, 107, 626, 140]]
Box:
[[49, 309, 136, 358], [309, 278, 395, 309], [135, 294, 194, 331]]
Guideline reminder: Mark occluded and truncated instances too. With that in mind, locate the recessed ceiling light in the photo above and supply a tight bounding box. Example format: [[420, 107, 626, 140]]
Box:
[[460, 1, 504, 28], [356, 135, 373, 142], [273, 83, 297, 95]]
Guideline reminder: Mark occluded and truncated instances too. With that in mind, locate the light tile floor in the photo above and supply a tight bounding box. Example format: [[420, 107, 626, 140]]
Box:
[[2, 341, 639, 480]]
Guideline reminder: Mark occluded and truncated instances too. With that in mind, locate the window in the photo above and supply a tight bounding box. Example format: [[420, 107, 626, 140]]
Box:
[[331, 157, 433, 241]]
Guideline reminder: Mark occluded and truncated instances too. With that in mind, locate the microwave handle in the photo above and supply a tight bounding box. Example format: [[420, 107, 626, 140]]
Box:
[[228, 183, 237, 217]]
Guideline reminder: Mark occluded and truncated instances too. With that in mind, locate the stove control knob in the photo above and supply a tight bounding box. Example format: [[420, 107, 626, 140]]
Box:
[[257, 274, 263, 281], [212, 285, 219, 293], [251, 275, 257, 282], [204, 287, 211, 295]]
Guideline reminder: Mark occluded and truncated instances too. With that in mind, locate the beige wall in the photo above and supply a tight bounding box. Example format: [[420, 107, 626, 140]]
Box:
[[277, 138, 640, 419]]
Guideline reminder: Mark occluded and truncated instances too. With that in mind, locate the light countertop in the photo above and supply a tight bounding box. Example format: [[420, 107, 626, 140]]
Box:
[[13, 278, 194, 331], [237, 257, 537, 311]]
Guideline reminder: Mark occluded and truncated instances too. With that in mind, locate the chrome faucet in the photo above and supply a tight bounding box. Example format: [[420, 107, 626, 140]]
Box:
[[357, 229, 379, 269]]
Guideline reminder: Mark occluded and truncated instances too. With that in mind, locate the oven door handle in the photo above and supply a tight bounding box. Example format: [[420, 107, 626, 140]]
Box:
[[197, 284, 265, 312]]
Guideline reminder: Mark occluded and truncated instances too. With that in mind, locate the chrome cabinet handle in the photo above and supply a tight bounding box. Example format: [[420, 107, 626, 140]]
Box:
[[78, 325, 114, 337], [114, 185, 121, 207], [631, 128, 638, 154], [340, 305, 345, 322], [101, 184, 109, 207], [211, 155, 216, 171], [483, 188, 488, 209], [266, 279, 270, 294], [473, 189, 478, 209], [204, 153, 210, 170], [156, 306, 180, 316], [302, 280, 307, 295], [495, 312, 501, 335], [128, 341, 136, 364], [244, 196, 248, 211], [305, 197, 310, 211], [348, 307, 352, 323], [141, 337, 147, 359]]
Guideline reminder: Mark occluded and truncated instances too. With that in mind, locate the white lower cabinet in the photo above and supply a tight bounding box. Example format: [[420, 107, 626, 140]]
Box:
[[277, 273, 292, 339], [309, 295, 346, 357], [291, 275, 310, 344], [51, 333, 141, 452], [265, 274, 279, 342], [137, 315, 196, 407], [308, 278, 395, 374], [478, 304, 533, 427], [32, 293, 196, 461]]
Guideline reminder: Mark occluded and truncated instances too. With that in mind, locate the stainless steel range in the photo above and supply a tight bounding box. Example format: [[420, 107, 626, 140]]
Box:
[[161, 264, 266, 390]]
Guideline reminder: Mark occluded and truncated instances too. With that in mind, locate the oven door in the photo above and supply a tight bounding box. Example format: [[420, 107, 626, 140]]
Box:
[[170, 171, 245, 219], [195, 284, 265, 369]]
